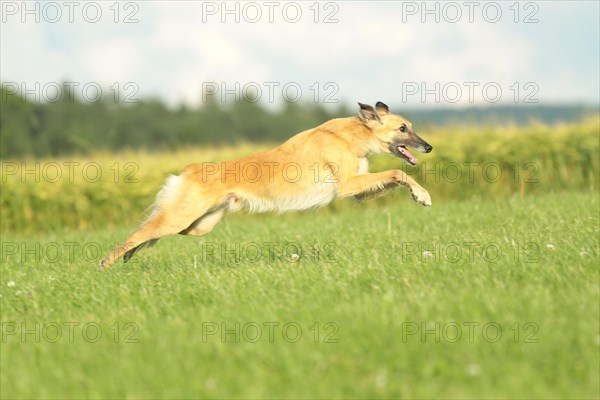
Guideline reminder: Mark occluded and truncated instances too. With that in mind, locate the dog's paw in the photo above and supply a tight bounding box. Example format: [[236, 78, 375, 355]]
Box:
[[411, 186, 432, 206], [99, 257, 113, 269]]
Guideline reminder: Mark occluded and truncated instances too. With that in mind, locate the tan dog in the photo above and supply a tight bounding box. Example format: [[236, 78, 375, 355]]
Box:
[[100, 101, 433, 267]]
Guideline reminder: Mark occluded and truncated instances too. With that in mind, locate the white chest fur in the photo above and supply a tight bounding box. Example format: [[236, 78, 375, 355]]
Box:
[[242, 181, 337, 213], [357, 157, 369, 175]]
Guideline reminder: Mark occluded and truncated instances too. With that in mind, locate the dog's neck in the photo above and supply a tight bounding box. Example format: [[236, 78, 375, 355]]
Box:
[[328, 117, 382, 158]]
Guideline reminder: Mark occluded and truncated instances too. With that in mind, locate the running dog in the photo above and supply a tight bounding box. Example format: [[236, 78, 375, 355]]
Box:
[[100, 101, 433, 267]]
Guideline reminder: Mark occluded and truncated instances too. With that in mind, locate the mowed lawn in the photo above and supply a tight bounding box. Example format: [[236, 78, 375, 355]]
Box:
[[1, 190, 599, 399]]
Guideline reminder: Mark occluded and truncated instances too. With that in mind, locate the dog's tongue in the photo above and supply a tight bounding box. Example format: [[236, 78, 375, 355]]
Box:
[[398, 146, 417, 164]]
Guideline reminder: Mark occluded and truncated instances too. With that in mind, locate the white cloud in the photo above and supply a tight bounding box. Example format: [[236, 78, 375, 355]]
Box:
[[0, 1, 596, 108], [80, 38, 143, 83]]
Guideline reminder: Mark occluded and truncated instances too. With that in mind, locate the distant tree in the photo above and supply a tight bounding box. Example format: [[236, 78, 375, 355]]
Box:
[[0, 82, 595, 158]]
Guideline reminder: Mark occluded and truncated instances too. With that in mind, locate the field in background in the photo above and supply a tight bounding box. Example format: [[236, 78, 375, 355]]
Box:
[[1, 117, 598, 234]]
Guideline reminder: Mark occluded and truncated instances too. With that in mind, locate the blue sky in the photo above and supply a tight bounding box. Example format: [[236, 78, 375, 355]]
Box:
[[2, 1, 598, 109]]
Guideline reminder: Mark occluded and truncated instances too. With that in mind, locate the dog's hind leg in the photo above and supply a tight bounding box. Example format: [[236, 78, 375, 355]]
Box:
[[100, 207, 208, 268], [179, 207, 225, 237], [122, 238, 159, 264], [118, 202, 226, 265], [100, 180, 226, 268]]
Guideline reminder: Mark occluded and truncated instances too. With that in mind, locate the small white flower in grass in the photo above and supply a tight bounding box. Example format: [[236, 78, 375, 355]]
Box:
[[546, 244, 555, 251], [15, 290, 22, 296], [466, 363, 481, 376], [423, 251, 433, 258], [375, 373, 387, 389], [290, 253, 300, 261], [7, 281, 15, 287], [205, 377, 216, 390]]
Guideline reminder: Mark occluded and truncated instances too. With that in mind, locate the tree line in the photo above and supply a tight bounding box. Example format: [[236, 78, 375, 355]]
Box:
[[0, 83, 594, 158]]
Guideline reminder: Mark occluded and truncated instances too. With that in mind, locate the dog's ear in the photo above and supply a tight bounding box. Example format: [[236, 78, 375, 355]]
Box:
[[375, 101, 390, 114], [358, 102, 382, 123]]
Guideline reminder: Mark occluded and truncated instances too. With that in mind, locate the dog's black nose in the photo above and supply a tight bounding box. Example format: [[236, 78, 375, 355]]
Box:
[[425, 144, 433, 153]]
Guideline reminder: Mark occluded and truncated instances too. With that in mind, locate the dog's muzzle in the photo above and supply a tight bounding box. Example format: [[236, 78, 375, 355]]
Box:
[[390, 142, 432, 165]]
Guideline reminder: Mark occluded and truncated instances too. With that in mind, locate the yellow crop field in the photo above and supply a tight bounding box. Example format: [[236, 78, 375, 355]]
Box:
[[2, 117, 598, 234]]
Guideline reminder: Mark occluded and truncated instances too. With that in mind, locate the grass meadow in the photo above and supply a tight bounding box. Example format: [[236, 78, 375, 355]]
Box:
[[1, 119, 599, 398]]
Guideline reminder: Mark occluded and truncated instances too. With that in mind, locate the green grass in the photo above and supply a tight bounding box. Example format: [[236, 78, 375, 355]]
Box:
[[1, 190, 599, 399]]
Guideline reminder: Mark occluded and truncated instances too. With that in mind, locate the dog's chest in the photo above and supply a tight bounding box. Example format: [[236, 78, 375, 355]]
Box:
[[242, 181, 337, 213], [357, 157, 369, 174], [277, 183, 336, 211]]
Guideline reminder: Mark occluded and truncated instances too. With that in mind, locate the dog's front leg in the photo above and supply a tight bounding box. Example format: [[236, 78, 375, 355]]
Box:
[[338, 170, 431, 206]]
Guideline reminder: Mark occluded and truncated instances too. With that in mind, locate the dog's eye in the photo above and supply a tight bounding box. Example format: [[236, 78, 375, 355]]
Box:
[[399, 125, 407, 132]]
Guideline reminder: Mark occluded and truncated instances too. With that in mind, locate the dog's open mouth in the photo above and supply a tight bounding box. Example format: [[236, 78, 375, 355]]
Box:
[[397, 145, 417, 165]]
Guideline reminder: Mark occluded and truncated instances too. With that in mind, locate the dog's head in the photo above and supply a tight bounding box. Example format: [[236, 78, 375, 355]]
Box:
[[358, 101, 432, 165]]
